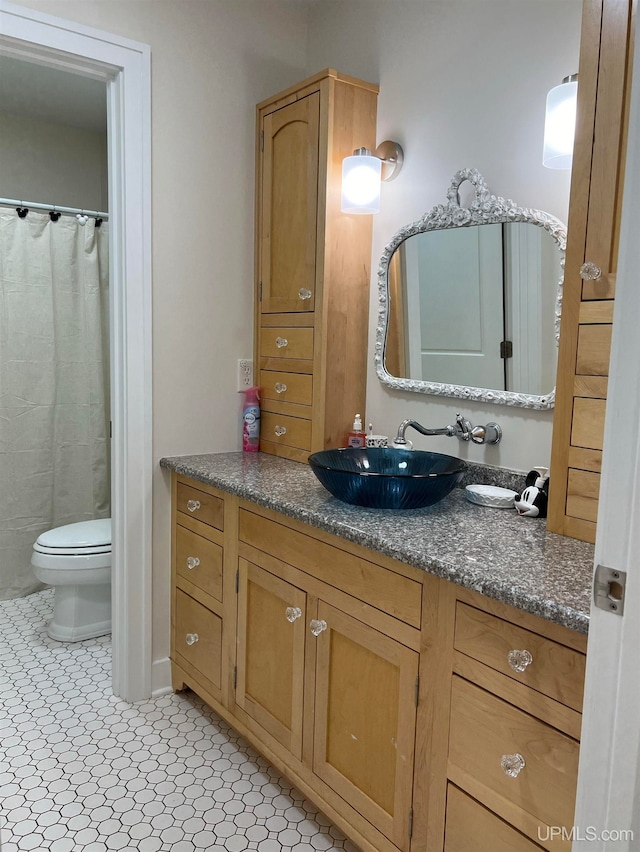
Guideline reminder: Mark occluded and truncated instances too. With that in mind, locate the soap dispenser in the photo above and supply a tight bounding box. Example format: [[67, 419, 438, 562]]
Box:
[[346, 414, 366, 448]]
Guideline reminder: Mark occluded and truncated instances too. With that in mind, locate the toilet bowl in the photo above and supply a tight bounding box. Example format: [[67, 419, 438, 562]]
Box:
[[31, 519, 112, 642]]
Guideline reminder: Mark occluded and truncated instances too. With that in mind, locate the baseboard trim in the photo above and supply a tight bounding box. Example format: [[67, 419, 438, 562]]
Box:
[[151, 656, 172, 697]]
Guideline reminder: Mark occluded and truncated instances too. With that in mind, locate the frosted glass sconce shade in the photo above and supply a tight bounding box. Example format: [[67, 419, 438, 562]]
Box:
[[341, 141, 404, 214], [341, 151, 382, 214], [543, 74, 578, 170]]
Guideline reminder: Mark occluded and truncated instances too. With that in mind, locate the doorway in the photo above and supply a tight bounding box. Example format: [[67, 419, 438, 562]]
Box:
[[0, 0, 152, 701]]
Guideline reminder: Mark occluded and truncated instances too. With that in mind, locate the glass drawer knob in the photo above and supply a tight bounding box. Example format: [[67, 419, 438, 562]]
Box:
[[580, 261, 602, 281], [185, 632, 199, 646], [275, 337, 288, 349], [501, 753, 526, 778], [285, 606, 302, 623], [298, 288, 312, 300], [310, 619, 327, 637], [274, 425, 287, 437], [275, 382, 287, 394], [186, 556, 200, 570], [186, 499, 201, 513], [508, 649, 533, 672]]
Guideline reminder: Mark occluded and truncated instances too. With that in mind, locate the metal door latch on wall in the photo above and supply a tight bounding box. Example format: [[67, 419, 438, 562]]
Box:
[[594, 565, 626, 615]]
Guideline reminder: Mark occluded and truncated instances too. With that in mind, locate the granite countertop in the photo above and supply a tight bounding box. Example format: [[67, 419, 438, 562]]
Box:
[[160, 452, 594, 634]]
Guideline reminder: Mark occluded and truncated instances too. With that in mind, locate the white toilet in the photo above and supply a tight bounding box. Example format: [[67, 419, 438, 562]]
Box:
[[31, 519, 112, 642]]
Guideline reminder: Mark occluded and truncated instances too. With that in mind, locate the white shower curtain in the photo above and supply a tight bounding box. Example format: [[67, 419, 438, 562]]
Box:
[[0, 210, 110, 599]]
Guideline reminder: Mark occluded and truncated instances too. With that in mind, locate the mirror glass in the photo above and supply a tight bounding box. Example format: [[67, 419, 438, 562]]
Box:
[[375, 169, 567, 409]]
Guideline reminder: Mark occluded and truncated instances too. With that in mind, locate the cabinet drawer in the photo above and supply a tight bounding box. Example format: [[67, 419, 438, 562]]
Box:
[[454, 603, 585, 711], [174, 590, 222, 689], [566, 468, 600, 523], [176, 481, 224, 531], [571, 397, 606, 451], [261, 411, 312, 452], [445, 785, 544, 852], [239, 509, 422, 629], [576, 324, 612, 376], [260, 327, 314, 361], [176, 525, 223, 602], [260, 370, 313, 406], [449, 677, 579, 833]]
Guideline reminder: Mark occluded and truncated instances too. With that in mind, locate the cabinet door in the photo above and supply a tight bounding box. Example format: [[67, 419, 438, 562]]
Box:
[[236, 558, 307, 757], [260, 93, 319, 313], [311, 601, 418, 852]]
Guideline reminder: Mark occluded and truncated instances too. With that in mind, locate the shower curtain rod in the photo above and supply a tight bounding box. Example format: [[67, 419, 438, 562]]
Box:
[[0, 197, 109, 220]]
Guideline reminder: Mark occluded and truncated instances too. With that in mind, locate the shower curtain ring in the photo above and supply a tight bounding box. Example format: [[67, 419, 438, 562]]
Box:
[[49, 207, 61, 222], [16, 203, 28, 218], [76, 210, 88, 226]]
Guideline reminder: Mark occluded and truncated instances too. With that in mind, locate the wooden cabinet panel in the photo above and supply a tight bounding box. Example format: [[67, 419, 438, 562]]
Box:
[[571, 397, 606, 449], [176, 482, 224, 531], [259, 327, 314, 362], [261, 93, 319, 314], [236, 558, 306, 757], [578, 300, 615, 324], [312, 601, 418, 852], [445, 785, 545, 852], [238, 508, 422, 629], [454, 603, 585, 711], [576, 324, 613, 375], [448, 677, 579, 835], [566, 468, 601, 522], [176, 525, 223, 602], [260, 370, 313, 406], [260, 411, 312, 452], [174, 589, 222, 689]]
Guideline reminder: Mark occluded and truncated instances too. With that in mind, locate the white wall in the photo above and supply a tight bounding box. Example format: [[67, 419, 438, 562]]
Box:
[[0, 111, 107, 210], [10, 0, 310, 673], [307, 0, 582, 471]]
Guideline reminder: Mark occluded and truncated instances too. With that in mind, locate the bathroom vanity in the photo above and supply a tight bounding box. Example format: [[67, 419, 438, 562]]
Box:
[[160, 452, 592, 852]]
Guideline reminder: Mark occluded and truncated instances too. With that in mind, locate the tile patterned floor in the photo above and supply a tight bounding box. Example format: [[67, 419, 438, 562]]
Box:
[[0, 590, 356, 852]]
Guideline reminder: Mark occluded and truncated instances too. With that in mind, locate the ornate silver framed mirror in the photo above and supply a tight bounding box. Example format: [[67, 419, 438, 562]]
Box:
[[375, 169, 567, 409]]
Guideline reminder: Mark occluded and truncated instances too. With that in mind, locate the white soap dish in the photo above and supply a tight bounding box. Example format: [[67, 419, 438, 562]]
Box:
[[465, 484, 518, 509]]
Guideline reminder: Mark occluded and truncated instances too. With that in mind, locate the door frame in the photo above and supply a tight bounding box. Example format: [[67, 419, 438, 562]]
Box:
[[572, 12, 640, 849], [0, 0, 153, 701]]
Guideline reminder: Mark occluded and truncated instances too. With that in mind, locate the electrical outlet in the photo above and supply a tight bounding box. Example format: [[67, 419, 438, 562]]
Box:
[[237, 359, 253, 391]]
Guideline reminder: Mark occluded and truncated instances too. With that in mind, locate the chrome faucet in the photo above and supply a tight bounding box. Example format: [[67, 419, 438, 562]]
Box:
[[394, 414, 502, 446]]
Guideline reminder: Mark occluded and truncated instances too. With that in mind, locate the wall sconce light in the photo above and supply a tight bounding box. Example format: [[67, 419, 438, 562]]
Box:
[[341, 140, 404, 214], [543, 74, 578, 170]]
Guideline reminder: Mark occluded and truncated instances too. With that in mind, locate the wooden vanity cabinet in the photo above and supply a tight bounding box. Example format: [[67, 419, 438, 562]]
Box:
[[236, 506, 420, 852], [255, 70, 378, 461], [549, 0, 635, 542], [441, 590, 587, 852], [171, 476, 232, 702], [169, 474, 587, 852]]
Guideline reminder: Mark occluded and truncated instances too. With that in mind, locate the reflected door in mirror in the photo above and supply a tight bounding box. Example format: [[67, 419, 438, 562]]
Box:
[[385, 223, 561, 397]]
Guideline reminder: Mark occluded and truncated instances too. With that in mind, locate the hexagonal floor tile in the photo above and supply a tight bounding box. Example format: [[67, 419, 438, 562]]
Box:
[[0, 591, 348, 851]]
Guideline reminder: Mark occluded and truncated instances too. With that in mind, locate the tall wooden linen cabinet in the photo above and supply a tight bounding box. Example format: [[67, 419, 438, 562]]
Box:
[[254, 69, 379, 462], [548, 0, 635, 542]]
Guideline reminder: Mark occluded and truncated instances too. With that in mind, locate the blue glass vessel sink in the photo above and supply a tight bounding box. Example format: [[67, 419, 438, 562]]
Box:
[[308, 447, 467, 509]]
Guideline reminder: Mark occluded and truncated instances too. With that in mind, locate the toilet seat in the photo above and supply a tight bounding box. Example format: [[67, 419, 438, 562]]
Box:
[[34, 519, 111, 557], [33, 543, 111, 556]]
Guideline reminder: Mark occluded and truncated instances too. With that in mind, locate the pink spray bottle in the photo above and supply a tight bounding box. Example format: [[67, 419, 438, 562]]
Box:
[[240, 386, 261, 452]]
